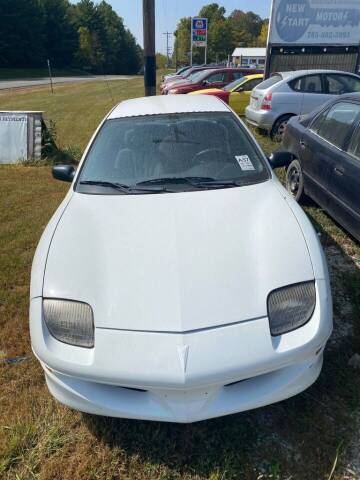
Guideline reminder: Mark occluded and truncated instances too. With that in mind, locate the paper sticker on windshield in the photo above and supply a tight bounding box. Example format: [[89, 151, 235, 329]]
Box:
[[235, 155, 255, 171]]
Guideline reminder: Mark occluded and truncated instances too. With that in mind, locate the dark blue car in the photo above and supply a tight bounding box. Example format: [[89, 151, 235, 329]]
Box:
[[270, 93, 360, 242]]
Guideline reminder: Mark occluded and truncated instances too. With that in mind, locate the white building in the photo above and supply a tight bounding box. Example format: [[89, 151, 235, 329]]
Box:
[[231, 48, 266, 68]]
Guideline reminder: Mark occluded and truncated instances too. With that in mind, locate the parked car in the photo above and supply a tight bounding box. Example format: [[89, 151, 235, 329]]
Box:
[[164, 68, 263, 95], [163, 65, 191, 81], [272, 93, 360, 242], [245, 70, 360, 141], [30, 95, 332, 423], [189, 74, 264, 115], [160, 65, 215, 93]]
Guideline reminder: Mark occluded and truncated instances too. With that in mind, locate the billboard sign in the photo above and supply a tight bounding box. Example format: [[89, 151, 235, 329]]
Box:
[[269, 0, 360, 45], [192, 18, 208, 47]]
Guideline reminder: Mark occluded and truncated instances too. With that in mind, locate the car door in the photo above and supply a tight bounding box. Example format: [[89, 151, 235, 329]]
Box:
[[300, 101, 360, 226], [290, 74, 331, 114], [229, 78, 263, 115], [298, 106, 334, 206], [326, 111, 360, 240]]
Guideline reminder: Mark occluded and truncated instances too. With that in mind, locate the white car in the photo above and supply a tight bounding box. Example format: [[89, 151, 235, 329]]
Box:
[[30, 95, 333, 423]]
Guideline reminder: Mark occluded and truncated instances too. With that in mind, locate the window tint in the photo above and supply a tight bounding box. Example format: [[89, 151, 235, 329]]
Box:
[[310, 108, 329, 134], [325, 74, 360, 94], [290, 75, 323, 93], [206, 72, 226, 83], [316, 102, 360, 149], [241, 78, 262, 91], [77, 112, 269, 193], [348, 123, 360, 160], [256, 74, 282, 90]]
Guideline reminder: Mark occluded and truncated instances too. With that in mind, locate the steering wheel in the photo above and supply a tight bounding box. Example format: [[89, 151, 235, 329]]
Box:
[[191, 148, 234, 165]]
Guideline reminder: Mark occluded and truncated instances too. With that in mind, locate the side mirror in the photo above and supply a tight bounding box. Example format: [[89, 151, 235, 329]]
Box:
[[202, 80, 208, 86], [52, 164, 76, 182], [237, 87, 244, 92], [268, 151, 293, 169]]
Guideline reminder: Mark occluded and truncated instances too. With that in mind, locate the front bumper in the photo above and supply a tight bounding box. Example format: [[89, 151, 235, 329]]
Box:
[[43, 355, 323, 423], [30, 279, 332, 422]]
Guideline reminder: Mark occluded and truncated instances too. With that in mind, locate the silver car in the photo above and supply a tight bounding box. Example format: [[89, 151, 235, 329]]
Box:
[[245, 69, 360, 141]]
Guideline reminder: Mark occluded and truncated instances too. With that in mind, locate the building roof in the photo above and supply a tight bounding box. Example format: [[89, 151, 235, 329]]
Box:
[[108, 94, 229, 119], [232, 48, 266, 58]]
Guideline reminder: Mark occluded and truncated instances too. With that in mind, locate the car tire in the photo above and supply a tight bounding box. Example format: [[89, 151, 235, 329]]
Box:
[[286, 159, 306, 203], [271, 115, 293, 143]]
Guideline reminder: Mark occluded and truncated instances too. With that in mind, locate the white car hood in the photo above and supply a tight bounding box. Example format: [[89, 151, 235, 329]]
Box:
[[43, 181, 314, 332]]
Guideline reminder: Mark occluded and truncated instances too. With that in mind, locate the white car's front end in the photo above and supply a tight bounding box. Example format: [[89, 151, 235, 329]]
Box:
[[30, 95, 332, 423]]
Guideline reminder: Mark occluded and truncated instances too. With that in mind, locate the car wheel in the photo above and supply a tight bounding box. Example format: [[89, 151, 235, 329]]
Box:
[[286, 159, 306, 202], [271, 115, 292, 142]]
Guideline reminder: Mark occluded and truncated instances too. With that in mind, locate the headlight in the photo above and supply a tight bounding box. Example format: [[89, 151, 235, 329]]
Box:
[[43, 299, 94, 348], [267, 282, 316, 336], [168, 89, 178, 94]]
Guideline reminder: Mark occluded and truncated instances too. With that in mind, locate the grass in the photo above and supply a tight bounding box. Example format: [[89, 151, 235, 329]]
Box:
[[0, 76, 360, 480]]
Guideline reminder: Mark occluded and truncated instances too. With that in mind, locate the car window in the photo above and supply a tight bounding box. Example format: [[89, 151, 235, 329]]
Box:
[[240, 78, 262, 92], [348, 122, 360, 160], [325, 74, 360, 94], [290, 75, 323, 93], [232, 71, 243, 80], [316, 102, 360, 149], [310, 108, 329, 134], [206, 72, 226, 83], [256, 74, 282, 90], [77, 112, 270, 194]]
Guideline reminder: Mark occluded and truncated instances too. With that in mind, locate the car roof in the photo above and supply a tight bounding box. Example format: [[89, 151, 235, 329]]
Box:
[[274, 69, 360, 80], [108, 94, 229, 119]]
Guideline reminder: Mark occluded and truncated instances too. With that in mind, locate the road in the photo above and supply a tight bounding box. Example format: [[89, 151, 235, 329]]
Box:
[[0, 75, 134, 90]]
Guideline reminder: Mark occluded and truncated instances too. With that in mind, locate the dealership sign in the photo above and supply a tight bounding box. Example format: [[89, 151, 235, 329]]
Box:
[[192, 18, 207, 47], [269, 0, 360, 45]]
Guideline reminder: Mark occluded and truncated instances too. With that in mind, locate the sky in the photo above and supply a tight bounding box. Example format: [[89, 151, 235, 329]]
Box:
[[100, 1, 272, 54]]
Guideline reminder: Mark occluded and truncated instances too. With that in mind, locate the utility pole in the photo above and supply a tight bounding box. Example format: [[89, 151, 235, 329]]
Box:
[[47, 59, 54, 94], [163, 31, 173, 67], [143, 0, 156, 96]]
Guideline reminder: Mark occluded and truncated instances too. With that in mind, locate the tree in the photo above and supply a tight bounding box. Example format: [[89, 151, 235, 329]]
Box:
[[0, 0, 46, 67], [228, 10, 263, 47], [257, 20, 269, 47], [173, 17, 191, 66], [156, 53, 167, 69]]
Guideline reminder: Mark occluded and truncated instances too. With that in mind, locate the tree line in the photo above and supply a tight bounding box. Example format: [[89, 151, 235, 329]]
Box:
[[0, 0, 142, 74], [174, 3, 269, 65]]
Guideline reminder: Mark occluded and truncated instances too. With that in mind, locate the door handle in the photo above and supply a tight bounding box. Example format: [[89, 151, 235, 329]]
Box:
[[334, 166, 345, 176]]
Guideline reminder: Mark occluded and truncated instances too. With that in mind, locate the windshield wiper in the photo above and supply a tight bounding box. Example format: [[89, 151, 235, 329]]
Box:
[[136, 177, 242, 189], [79, 180, 171, 193], [136, 176, 215, 187]]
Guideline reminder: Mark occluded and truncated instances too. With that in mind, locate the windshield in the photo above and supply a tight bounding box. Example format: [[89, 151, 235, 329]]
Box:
[[190, 69, 216, 83], [224, 77, 246, 92], [177, 66, 189, 75], [77, 112, 269, 195]]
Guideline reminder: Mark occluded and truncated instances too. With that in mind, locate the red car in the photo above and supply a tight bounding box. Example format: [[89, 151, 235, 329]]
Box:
[[160, 66, 219, 93], [163, 68, 263, 95]]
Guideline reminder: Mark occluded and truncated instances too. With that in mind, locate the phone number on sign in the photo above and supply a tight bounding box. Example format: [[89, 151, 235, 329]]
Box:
[[307, 31, 351, 40]]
